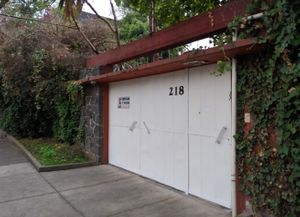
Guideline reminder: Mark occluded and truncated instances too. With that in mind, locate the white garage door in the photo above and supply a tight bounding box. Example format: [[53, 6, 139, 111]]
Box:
[[188, 65, 232, 208], [109, 64, 232, 208]]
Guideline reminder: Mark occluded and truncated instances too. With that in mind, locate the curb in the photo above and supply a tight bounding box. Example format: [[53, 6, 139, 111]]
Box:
[[4, 131, 98, 172]]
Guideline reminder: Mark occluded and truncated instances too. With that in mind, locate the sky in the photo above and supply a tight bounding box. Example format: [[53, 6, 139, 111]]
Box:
[[82, 0, 121, 19]]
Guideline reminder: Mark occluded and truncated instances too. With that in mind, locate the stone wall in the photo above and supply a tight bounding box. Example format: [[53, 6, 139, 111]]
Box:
[[80, 68, 103, 163]]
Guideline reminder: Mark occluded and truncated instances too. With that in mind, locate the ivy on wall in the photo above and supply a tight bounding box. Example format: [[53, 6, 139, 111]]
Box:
[[230, 0, 300, 216], [53, 82, 83, 144], [0, 46, 82, 144]]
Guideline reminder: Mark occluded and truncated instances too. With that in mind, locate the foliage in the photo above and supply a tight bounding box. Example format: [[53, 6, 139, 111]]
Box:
[[1, 0, 55, 17], [114, 0, 228, 67], [119, 11, 148, 43], [20, 138, 89, 165], [0, 6, 111, 142], [230, 0, 300, 216], [116, 0, 228, 29], [0, 0, 9, 9], [53, 82, 83, 144], [215, 60, 231, 76]]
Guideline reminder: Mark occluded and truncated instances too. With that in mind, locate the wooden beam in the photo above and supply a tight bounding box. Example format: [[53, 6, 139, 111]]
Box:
[[100, 65, 113, 165], [101, 83, 109, 164], [86, 0, 253, 68], [81, 38, 265, 84]]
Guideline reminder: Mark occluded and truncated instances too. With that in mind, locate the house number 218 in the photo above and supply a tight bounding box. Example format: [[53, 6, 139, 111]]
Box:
[[169, 86, 184, 96]]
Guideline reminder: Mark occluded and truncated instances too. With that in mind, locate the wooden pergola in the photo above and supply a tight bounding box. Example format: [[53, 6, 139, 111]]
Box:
[[81, 38, 263, 84], [83, 0, 260, 70]]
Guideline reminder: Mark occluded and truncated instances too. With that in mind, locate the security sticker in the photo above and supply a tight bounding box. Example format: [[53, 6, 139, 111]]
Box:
[[118, 97, 130, 109]]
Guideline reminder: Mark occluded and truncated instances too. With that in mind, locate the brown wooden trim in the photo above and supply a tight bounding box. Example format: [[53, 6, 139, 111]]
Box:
[[101, 83, 109, 164], [101, 66, 113, 165], [81, 39, 265, 84], [86, 0, 253, 68], [237, 179, 247, 214], [236, 170, 247, 212]]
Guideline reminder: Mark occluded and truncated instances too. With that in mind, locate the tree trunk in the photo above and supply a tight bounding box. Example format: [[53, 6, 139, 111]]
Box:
[[110, 0, 120, 47], [149, 0, 157, 34], [148, 0, 158, 62]]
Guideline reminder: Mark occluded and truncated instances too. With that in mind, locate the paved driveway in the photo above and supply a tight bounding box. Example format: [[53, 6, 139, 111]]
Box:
[[0, 137, 231, 217]]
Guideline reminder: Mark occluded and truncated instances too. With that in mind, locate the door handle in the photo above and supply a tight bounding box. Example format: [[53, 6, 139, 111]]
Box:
[[129, 121, 138, 132], [143, 121, 151, 134], [216, 126, 227, 144]]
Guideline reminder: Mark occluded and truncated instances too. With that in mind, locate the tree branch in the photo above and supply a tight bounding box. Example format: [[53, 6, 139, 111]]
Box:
[[85, 0, 116, 34], [0, 13, 77, 29], [71, 15, 99, 54], [110, 0, 120, 47]]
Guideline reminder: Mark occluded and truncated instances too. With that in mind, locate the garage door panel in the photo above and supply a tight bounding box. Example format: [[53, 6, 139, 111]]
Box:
[[140, 74, 173, 132], [171, 94, 188, 134], [109, 80, 140, 127], [109, 126, 123, 167], [189, 135, 231, 208], [215, 71, 231, 135], [214, 141, 231, 208], [139, 70, 188, 191], [140, 130, 188, 192], [109, 126, 140, 174], [188, 65, 230, 137], [140, 70, 187, 133], [188, 66, 215, 136], [163, 133, 188, 192], [189, 135, 215, 200], [122, 127, 141, 174], [140, 130, 167, 182], [171, 71, 189, 133], [188, 65, 231, 208], [172, 133, 188, 191]]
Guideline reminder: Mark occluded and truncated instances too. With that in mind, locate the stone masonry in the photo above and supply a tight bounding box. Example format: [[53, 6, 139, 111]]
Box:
[[80, 68, 103, 163]]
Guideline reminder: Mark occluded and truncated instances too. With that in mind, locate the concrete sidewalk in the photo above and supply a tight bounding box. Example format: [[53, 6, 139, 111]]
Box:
[[0, 137, 231, 217], [0, 135, 27, 166]]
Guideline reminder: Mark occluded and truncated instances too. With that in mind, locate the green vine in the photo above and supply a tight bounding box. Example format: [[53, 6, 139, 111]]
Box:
[[230, 0, 300, 216], [53, 81, 83, 145]]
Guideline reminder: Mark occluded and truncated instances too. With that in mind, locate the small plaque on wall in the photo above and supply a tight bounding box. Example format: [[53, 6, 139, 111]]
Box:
[[244, 113, 251, 123], [118, 97, 130, 109]]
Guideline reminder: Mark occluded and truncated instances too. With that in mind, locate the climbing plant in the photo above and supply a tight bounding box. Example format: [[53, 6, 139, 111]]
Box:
[[53, 82, 83, 144], [230, 0, 300, 216]]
